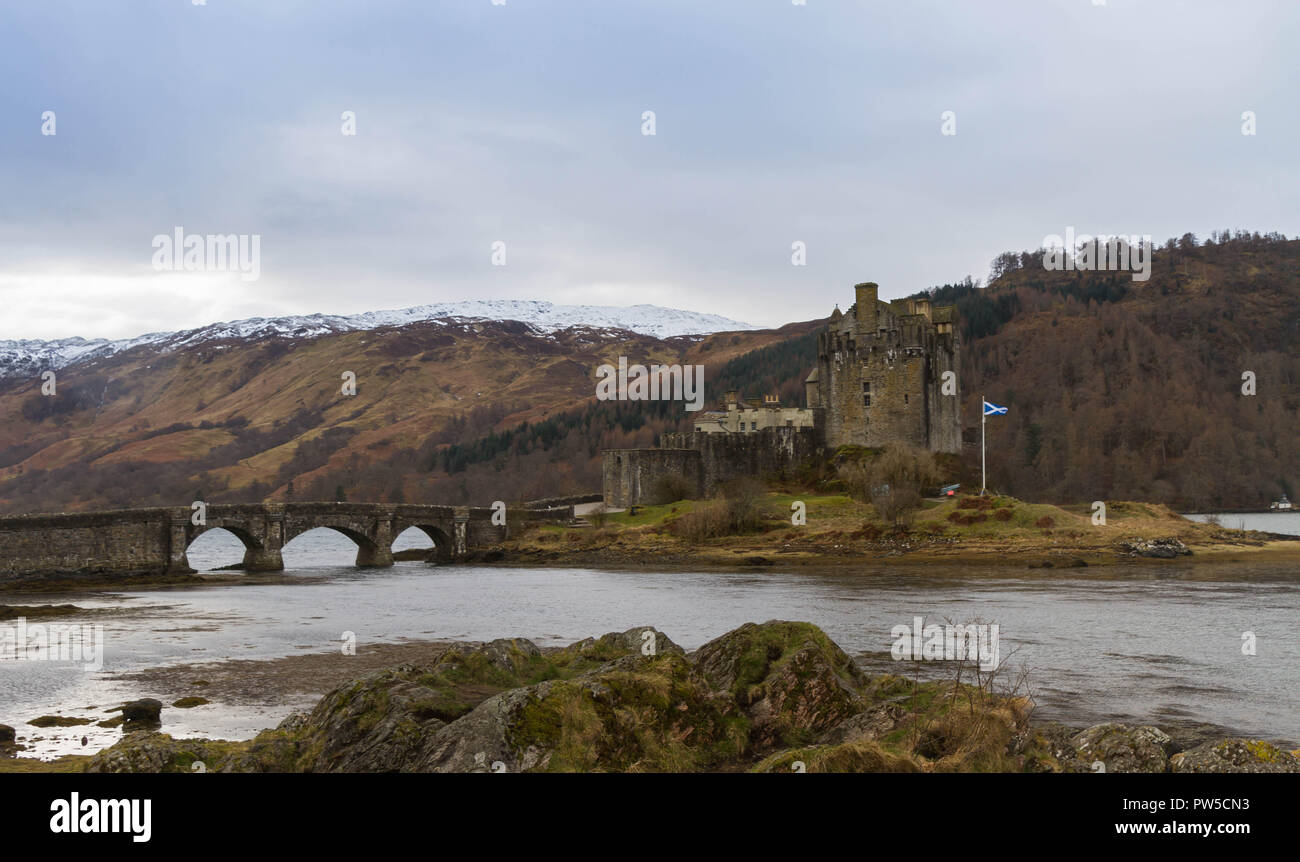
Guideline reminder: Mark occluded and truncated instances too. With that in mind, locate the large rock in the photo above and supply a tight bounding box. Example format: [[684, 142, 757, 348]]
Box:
[[693, 621, 866, 749], [435, 638, 546, 679], [417, 652, 741, 772], [817, 703, 905, 746], [288, 638, 564, 772], [120, 698, 163, 726], [1120, 538, 1191, 558], [1071, 723, 1172, 773], [1011, 721, 1092, 773], [561, 627, 684, 662], [1170, 739, 1300, 774], [87, 732, 227, 773], [292, 665, 452, 772]]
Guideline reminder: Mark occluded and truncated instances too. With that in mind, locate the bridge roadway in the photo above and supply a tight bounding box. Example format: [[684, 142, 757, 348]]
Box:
[[0, 501, 572, 582]]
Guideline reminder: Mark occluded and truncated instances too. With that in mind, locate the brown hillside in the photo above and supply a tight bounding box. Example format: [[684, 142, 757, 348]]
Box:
[[0, 318, 821, 513]]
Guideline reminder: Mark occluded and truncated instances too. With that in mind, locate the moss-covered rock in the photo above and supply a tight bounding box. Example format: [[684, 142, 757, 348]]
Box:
[[287, 665, 452, 772], [1070, 723, 1171, 773], [28, 715, 93, 728], [73, 621, 1292, 775], [1011, 721, 1093, 773], [432, 638, 555, 685], [817, 703, 905, 746], [119, 698, 163, 725], [1170, 739, 1300, 773], [86, 732, 246, 773], [693, 621, 866, 749], [557, 627, 684, 665], [419, 652, 745, 772]]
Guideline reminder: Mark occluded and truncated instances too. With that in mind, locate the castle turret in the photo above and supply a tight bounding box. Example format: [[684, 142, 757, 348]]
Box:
[[804, 367, 820, 408], [854, 282, 878, 335]]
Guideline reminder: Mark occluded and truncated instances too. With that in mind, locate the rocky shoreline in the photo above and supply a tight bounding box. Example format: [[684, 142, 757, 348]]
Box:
[[7, 621, 1297, 773]]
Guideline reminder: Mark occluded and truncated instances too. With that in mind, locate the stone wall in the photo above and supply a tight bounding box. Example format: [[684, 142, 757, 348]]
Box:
[[603, 426, 823, 507], [601, 448, 703, 508], [664, 426, 823, 498], [0, 508, 179, 582]]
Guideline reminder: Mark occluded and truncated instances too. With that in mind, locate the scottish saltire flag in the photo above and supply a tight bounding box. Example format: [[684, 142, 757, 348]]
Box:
[[983, 400, 1008, 416]]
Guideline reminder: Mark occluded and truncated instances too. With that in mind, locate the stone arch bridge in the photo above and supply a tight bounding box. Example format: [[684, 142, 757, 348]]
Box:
[[0, 502, 572, 583]]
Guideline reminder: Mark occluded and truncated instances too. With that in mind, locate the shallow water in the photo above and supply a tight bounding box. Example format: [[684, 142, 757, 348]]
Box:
[[1185, 510, 1300, 535], [3, 526, 1299, 758]]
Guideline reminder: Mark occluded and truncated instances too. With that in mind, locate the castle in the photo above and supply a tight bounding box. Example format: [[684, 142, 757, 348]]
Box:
[[807, 282, 960, 452], [601, 282, 960, 507]]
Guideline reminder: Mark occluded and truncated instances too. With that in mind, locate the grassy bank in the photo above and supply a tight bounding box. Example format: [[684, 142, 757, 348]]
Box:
[[501, 492, 1299, 568]]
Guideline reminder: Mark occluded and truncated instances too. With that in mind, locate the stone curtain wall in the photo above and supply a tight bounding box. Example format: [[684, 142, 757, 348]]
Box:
[[665, 427, 822, 498], [603, 426, 823, 507], [601, 448, 703, 508]]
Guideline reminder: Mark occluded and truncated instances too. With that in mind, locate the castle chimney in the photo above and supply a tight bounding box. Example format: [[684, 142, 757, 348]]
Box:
[[725, 389, 739, 410], [854, 282, 878, 335]]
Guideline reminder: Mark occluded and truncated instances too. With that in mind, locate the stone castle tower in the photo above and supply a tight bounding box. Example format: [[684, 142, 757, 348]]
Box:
[[805, 282, 960, 453]]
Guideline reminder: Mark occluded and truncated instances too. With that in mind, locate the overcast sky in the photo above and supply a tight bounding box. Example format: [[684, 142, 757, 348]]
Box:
[[1, 0, 1297, 340]]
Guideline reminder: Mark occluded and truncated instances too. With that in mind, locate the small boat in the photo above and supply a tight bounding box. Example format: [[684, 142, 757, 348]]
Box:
[[1269, 495, 1293, 511]]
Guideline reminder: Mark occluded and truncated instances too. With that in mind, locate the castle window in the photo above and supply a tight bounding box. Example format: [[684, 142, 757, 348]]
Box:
[[863, 394, 871, 406], [750, 422, 757, 431], [862, 382, 870, 392], [904, 394, 908, 405]]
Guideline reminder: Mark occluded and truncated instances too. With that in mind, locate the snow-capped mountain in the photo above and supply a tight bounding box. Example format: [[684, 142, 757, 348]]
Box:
[[0, 300, 758, 378]]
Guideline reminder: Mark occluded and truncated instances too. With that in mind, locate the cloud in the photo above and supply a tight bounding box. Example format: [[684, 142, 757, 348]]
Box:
[[1, 0, 1297, 339]]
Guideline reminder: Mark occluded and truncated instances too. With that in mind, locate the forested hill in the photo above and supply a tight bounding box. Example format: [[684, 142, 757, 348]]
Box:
[[917, 231, 1300, 510]]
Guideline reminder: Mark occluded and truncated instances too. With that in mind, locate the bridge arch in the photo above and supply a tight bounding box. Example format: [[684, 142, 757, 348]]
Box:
[[183, 524, 263, 572], [283, 522, 390, 568], [391, 523, 454, 563]]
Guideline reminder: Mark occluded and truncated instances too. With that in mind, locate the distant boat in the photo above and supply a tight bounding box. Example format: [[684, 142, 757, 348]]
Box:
[[1270, 495, 1293, 511]]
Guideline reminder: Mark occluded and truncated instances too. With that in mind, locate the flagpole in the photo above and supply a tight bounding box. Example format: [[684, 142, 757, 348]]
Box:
[[980, 394, 986, 496]]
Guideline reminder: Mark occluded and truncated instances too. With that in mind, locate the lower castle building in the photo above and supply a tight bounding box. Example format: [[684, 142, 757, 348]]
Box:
[[692, 391, 817, 433], [602, 282, 960, 507]]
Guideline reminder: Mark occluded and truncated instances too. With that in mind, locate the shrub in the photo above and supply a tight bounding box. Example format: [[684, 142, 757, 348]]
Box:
[[720, 477, 765, 533], [859, 445, 941, 527], [669, 478, 769, 542], [650, 473, 695, 505], [670, 500, 732, 542]]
